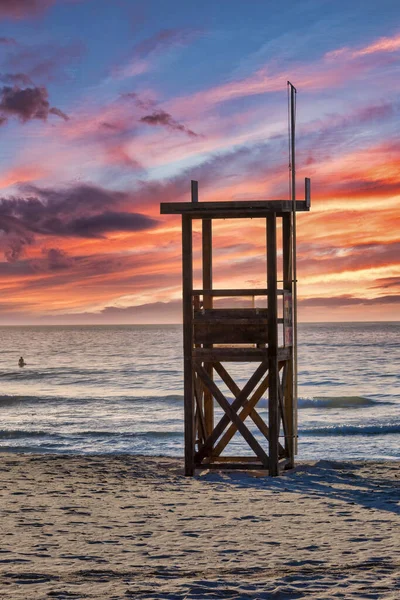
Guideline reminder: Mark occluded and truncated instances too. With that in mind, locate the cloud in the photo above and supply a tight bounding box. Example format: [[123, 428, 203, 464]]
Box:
[[0, 0, 55, 18], [43, 247, 74, 270], [328, 32, 400, 60], [370, 277, 400, 290], [168, 31, 400, 119], [0, 164, 48, 189], [2, 229, 34, 262], [112, 28, 200, 80], [63, 211, 158, 238], [355, 33, 400, 56], [3, 40, 85, 83], [0, 0, 85, 19], [140, 109, 198, 137], [122, 91, 156, 111], [0, 72, 33, 85], [135, 28, 197, 57], [298, 295, 400, 308], [0, 183, 158, 261], [0, 37, 17, 45], [0, 85, 68, 124]]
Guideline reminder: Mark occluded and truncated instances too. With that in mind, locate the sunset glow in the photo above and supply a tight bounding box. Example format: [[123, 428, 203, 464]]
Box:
[[0, 0, 398, 323]]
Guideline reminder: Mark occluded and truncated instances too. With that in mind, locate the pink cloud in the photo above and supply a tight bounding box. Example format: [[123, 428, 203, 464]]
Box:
[[0, 0, 55, 18], [0, 0, 84, 19]]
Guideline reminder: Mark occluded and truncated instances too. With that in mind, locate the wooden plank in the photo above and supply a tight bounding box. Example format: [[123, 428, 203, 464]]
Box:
[[194, 322, 268, 345], [191, 180, 198, 203], [212, 362, 269, 456], [195, 360, 269, 462], [277, 362, 289, 457], [204, 463, 266, 470], [267, 214, 279, 477], [194, 317, 268, 327], [283, 209, 294, 467], [277, 347, 291, 361], [192, 288, 284, 296], [182, 214, 195, 476], [161, 200, 310, 216], [194, 363, 270, 468], [193, 373, 206, 445], [212, 361, 285, 457], [305, 177, 311, 209], [202, 217, 214, 439], [199, 463, 266, 470], [202, 219, 212, 308], [193, 348, 268, 362], [194, 308, 268, 320], [206, 455, 263, 463]]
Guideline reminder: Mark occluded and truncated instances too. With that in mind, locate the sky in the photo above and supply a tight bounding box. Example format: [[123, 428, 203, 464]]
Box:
[[0, 0, 399, 324]]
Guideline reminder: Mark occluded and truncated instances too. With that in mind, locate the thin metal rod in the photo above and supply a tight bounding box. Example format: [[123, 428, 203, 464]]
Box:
[[288, 81, 298, 453], [191, 180, 198, 203]]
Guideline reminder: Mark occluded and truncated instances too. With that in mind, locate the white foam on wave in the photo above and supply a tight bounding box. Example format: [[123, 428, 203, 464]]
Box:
[[298, 396, 384, 409], [302, 424, 400, 436]]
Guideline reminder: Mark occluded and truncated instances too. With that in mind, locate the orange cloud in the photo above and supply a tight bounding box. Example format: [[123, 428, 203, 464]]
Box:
[[0, 164, 48, 189]]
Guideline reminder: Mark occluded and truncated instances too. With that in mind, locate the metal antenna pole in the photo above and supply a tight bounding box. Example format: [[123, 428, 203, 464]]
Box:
[[288, 81, 298, 453]]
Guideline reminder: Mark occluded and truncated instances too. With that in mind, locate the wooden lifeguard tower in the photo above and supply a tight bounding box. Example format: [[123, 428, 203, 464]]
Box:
[[160, 84, 310, 476]]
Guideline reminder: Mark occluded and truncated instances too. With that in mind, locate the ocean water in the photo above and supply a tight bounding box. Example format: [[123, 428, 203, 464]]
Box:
[[0, 323, 399, 461]]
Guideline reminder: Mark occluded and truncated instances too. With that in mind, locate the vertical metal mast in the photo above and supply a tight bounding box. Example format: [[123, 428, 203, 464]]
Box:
[[287, 81, 298, 453]]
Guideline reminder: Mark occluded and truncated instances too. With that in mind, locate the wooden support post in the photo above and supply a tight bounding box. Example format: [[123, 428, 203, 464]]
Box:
[[194, 363, 269, 468], [202, 218, 214, 439], [182, 215, 194, 475], [282, 213, 295, 467], [212, 361, 286, 457], [195, 360, 268, 463], [267, 214, 279, 476]]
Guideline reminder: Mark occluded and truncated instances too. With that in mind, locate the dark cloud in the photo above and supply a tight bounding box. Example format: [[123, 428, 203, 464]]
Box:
[[0, 37, 85, 85], [140, 109, 198, 137], [0, 0, 55, 18], [370, 277, 400, 290], [0, 183, 158, 261], [64, 211, 158, 238], [122, 91, 156, 111], [0, 37, 17, 45], [7, 41, 84, 82], [44, 247, 74, 270], [0, 85, 68, 124], [298, 295, 400, 308], [296, 241, 400, 276], [0, 72, 33, 85], [3, 229, 34, 262]]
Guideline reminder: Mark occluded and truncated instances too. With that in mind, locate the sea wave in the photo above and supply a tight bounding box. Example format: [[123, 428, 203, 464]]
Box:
[[0, 429, 50, 439], [302, 424, 400, 436], [297, 396, 385, 409], [0, 429, 180, 441], [0, 393, 185, 407]]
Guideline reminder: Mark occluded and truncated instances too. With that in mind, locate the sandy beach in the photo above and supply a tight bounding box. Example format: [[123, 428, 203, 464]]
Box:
[[0, 455, 399, 599]]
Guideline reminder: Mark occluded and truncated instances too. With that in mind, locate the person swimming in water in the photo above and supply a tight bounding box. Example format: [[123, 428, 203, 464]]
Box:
[[18, 357, 26, 368]]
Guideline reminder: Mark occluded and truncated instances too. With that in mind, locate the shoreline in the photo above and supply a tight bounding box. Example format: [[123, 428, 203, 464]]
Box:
[[0, 454, 399, 598]]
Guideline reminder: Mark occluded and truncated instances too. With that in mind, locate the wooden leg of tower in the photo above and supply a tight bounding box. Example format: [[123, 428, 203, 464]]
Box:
[[267, 214, 279, 476], [182, 215, 195, 476], [284, 360, 294, 468], [282, 213, 295, 468], [202, 218, 214, 439]]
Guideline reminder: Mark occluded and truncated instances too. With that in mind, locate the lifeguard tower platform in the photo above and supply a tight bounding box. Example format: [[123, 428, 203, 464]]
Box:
[[161, 84, 310, 476], [161, 183, 310, 476]]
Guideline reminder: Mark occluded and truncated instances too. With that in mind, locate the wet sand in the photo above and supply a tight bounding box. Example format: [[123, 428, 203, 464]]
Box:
[[0, 454, 399, 599]]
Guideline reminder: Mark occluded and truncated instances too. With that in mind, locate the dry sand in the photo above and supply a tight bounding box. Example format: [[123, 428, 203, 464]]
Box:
[[0, 454, 399, 599]]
